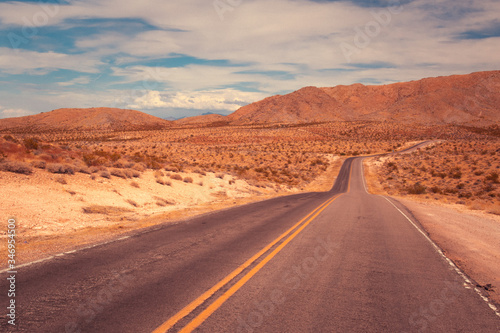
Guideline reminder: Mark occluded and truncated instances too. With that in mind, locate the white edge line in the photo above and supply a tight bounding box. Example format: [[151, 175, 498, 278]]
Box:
[[0, 234, 132, 274], [382, 195, 500, 318], [361, 158, 368, 194]]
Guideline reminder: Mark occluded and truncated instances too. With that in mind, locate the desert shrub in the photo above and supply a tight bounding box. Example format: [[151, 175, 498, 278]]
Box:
[[77, 165, 91, 174], [3, 135, 17, 143], [449, 168, 462, 179], [23, 137, 39, 150], [47, 163, 75, 175], [183, 176, 193, 183], [485, 172, 499, 183], [100, 170, 111, 179], [110, 168, 127, 179], [170, 173, 182, 181], [130, 169, 141, 178], [94, 150, 121, 162], [165, 165, 178, 172], [132, 163, 146, 172], [0, 161, 33, 175], [122, 169, 134, 178], [148, 159, 163, 170], [407, 182, 426, 194], [55, 176, 67, 184], [154, 170, 164, 178], [430, 186, 442, 194], [82, 152, 112, 167], [73, 161, 90, 174], [130, 181, 140, 188], [113, 158, 132, 168], [31, 160, 46, 169], [193, 169, 206, 176], [156, 177, 172, 186], [216, 173, 225, 179]]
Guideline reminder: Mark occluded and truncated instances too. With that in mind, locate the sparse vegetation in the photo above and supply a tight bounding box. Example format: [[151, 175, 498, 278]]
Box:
[[1, 122, 498, 214], [370, 140, 500, 214]]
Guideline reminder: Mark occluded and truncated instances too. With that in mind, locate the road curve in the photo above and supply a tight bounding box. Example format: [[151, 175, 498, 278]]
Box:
[[2, 142, 499, 332]]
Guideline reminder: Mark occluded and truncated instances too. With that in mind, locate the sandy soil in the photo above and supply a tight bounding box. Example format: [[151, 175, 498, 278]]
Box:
[[365, 158, 500, 305], [0, 155, 343, 267]]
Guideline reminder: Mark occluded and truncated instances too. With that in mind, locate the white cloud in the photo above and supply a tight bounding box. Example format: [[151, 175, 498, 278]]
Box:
[[0, 107, 33, 119], [57, 76, 92, 86], [0, 48, 102, 74], [131, 91, 167, 109], [130, 89, 267, 111]]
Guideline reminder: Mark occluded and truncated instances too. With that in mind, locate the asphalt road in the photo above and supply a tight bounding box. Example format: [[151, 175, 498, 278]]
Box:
[[2, 142, 499, 332]]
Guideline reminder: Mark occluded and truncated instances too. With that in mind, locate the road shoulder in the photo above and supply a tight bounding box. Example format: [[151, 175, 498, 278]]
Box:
[[390, 196, 500, 306]]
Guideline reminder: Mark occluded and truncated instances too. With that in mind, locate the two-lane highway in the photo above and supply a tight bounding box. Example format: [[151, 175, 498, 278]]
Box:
[[2, 145, 499, 332]]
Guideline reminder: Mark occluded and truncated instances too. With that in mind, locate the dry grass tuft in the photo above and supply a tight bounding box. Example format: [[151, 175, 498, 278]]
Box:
[[47, 163, 75, 175], [125, 199, 139, 207], [55, 176, 67, 184], [82, 205, 132, 215], [154, 196, 175, 206], [170, 173, 182, 181], [0, 161, 33, 175]]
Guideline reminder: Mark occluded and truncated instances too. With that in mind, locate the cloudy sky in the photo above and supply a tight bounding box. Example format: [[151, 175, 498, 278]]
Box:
[[0, 0, 498, 119]]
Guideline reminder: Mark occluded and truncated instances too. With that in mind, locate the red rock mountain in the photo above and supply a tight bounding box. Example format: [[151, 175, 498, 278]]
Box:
[[0, 107, 171, 132], [226, 71, 500, 126], [174, 113, 227, 126]]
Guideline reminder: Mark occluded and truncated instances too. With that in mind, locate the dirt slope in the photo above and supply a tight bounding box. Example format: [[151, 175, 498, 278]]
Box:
[[0, 107, 171, 132]]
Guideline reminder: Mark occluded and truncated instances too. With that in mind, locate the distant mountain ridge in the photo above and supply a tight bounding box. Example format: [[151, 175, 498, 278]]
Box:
[[0, 107, 171, 132], [225, 70, 500, 126], [1, 71, 498, 132]]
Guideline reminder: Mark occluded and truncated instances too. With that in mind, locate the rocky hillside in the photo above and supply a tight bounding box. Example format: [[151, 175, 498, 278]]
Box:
[[0, 107, 172, 132], [227, 71, 500, 126]]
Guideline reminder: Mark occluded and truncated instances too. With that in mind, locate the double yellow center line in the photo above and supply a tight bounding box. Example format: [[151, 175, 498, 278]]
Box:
[[152, 193, 343, 333]]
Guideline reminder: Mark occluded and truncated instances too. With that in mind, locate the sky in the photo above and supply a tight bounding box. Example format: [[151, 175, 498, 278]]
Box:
[[0, 0, 499, 120]]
